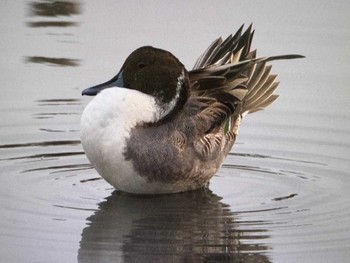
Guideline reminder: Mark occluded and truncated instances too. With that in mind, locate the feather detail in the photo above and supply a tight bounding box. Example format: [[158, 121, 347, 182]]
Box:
[[186, 24, 303, 160]]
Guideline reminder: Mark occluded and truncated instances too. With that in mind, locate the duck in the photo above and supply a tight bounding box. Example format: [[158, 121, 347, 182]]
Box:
[[80, 25, 303, 194]]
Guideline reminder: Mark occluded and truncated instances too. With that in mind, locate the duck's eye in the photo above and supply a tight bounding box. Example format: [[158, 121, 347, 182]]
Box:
[[137, 62, 146, 69]]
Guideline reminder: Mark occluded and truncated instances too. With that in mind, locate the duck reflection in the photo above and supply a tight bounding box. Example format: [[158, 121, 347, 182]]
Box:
[[78, 188, 271, 262]]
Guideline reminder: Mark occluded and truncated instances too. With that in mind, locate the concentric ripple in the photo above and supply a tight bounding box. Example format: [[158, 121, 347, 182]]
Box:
[[1, 95, 349, 263], [1, 1, 350, 261]]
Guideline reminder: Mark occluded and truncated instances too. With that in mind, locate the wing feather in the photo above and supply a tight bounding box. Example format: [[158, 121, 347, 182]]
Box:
[[183, 25, 303, 160]]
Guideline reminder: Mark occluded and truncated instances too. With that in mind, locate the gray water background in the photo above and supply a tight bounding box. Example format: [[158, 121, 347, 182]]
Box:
[[1, 1, 350, 262]]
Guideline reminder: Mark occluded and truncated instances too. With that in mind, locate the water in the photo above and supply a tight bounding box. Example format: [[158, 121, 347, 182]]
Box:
[[1, 1, 350, 262]]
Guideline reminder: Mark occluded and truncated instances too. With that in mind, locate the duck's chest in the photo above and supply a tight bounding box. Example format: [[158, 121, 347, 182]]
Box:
[[80, 88, 161, 191]]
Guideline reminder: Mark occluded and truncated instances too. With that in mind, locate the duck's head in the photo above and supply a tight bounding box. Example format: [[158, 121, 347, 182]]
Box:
[[82, 46, 190, 113]]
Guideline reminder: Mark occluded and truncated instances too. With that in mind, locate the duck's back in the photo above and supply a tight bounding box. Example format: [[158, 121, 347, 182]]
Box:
[[81, 25, 303, 194]]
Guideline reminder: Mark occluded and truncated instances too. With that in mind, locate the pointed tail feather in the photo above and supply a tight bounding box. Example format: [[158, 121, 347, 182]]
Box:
[[191, 25, 304, 117], [242, 54, 304, 114]]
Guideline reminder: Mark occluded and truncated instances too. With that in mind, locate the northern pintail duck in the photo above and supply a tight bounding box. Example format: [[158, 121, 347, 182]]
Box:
[[81, 25, 303, 194]]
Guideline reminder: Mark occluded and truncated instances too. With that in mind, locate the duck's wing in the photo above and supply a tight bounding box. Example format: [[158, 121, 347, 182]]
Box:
[[186, 25, 303, 160]]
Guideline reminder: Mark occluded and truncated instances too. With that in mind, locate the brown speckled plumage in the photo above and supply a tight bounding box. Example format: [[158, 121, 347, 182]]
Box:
[[82, 25, 303, 194], [123, 25, 303, 189]]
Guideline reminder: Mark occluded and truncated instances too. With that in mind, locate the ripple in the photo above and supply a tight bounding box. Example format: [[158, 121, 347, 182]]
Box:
[[215, 148, 350, 260], [1, 1, 349, 261], [1, 110, 350, 262], [0, 140, 81, 149], [78, 189, 273, 262], [1, 82, 350, 262]]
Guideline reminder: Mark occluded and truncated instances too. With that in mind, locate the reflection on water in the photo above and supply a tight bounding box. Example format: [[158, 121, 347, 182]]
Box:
[[25, 56, 80, 66], [0, 95, 87, 175], [25, 1, 81, 66], [36, 99, 82, 106], [78, 189, 271, 263], [26, 21, 79, 27], [28, 1, 81, 17], [224, 152, 326, 179], [0, 140, 81, 149], [1, 0, 350, 262]]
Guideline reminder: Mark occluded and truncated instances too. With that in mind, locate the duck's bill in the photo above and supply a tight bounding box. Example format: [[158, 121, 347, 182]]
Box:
[[82, 70, 124, 96]]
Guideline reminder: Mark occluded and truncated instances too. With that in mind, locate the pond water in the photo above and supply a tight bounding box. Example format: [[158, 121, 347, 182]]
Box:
[[1, 1, 350, 262]]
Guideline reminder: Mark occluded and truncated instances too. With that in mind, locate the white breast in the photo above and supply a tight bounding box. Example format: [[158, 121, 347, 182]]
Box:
[[80, 87, 158, 193]]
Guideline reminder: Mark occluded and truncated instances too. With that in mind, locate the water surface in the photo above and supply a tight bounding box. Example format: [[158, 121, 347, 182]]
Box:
[[1, 1, 350, 262]]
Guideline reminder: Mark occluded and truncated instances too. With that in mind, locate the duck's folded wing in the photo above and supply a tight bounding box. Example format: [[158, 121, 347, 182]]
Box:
[[189, 24, 304, 127], [183, 79, 245, 161], [192, 24, 253, 70], [186, 25, 304, 160]]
